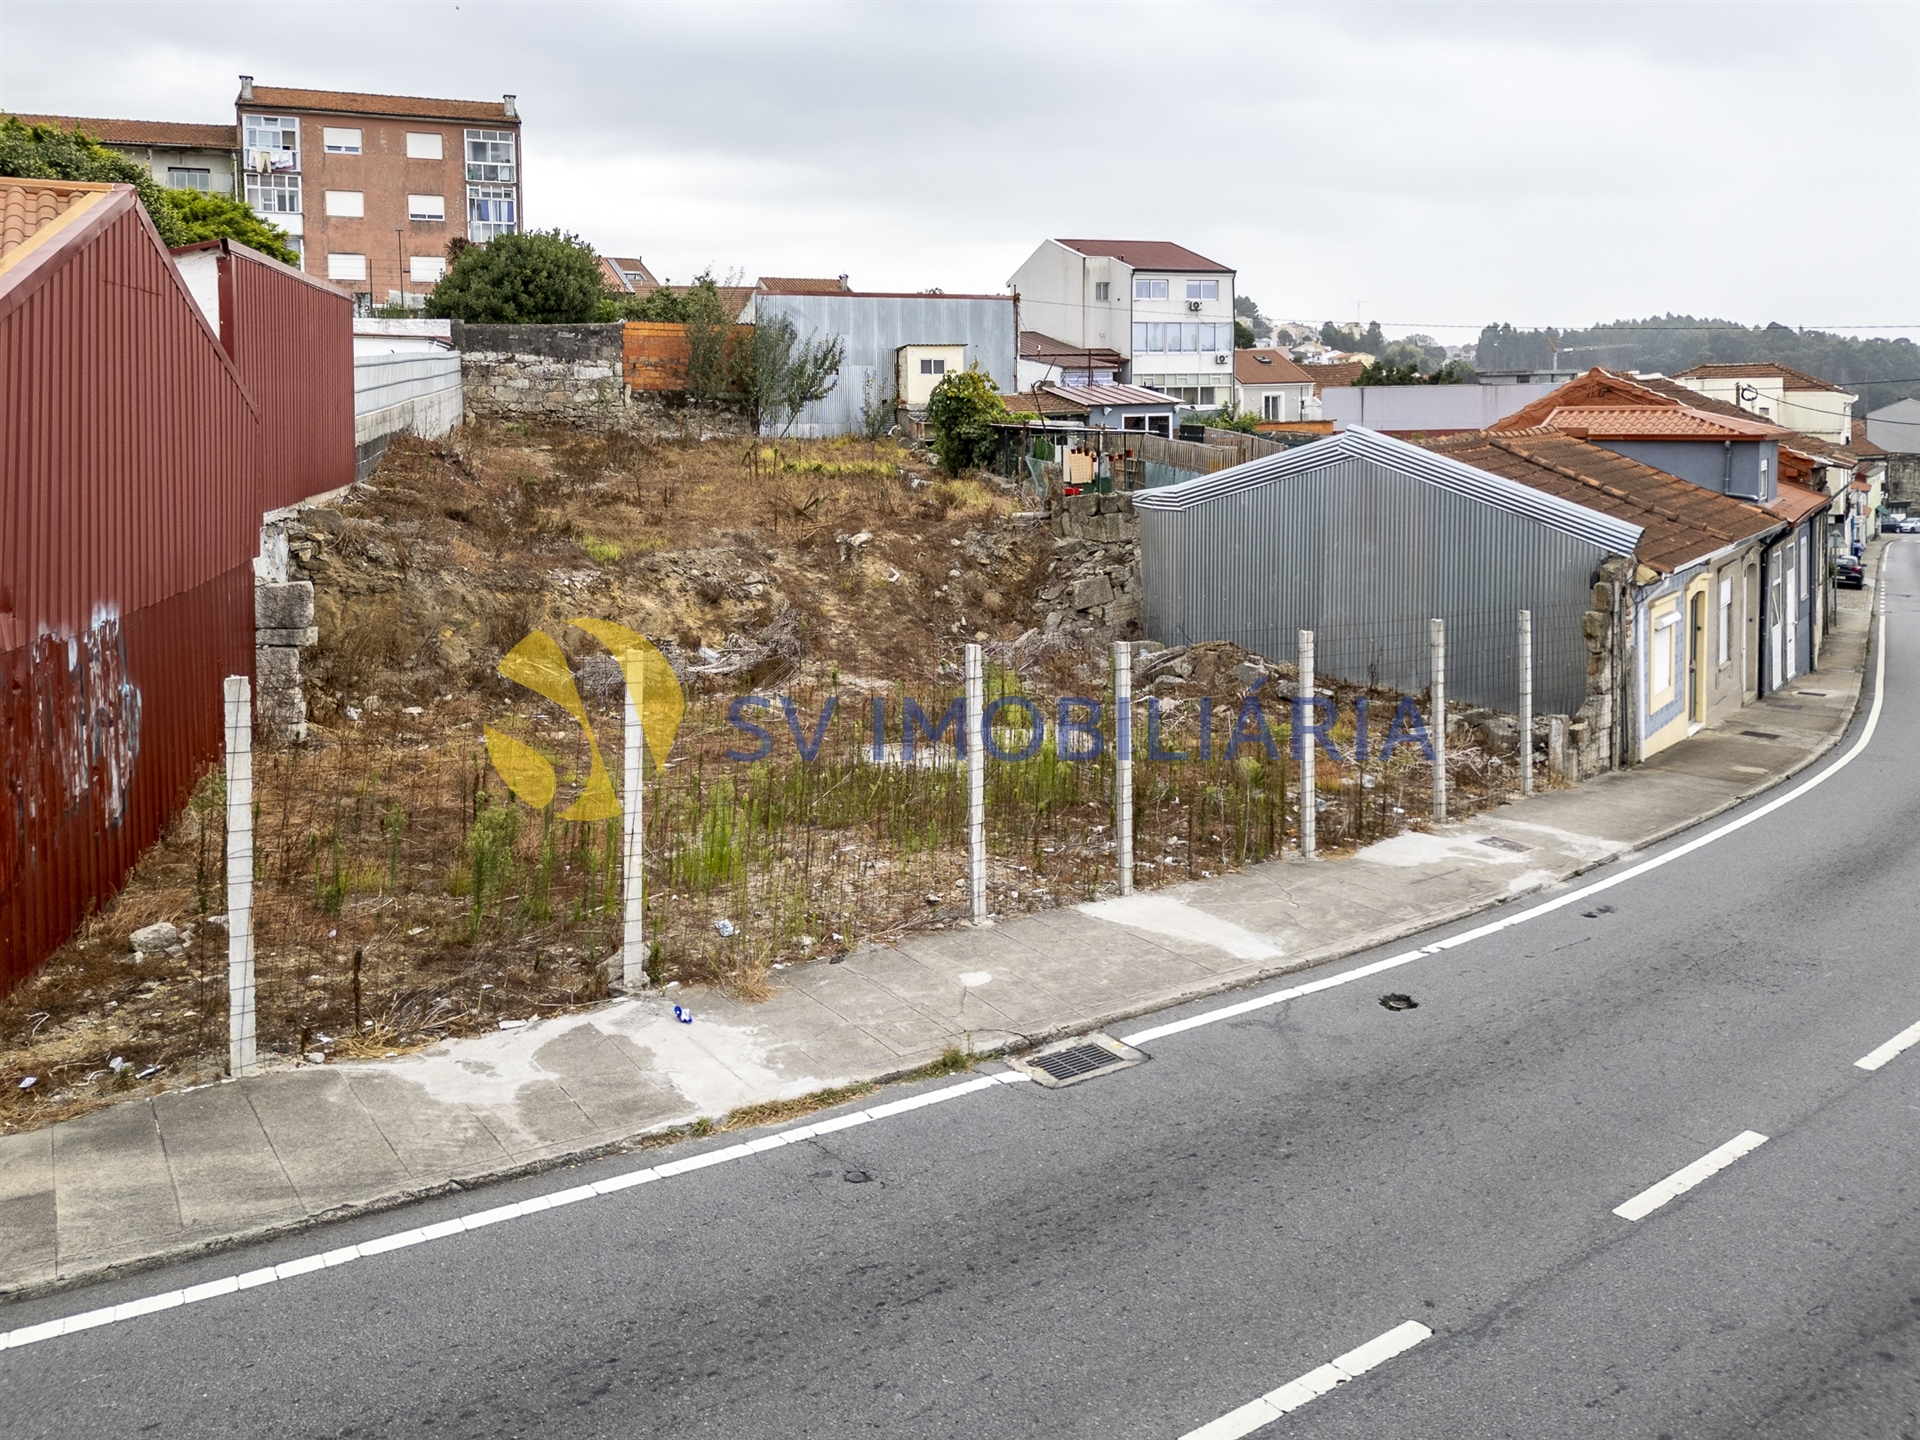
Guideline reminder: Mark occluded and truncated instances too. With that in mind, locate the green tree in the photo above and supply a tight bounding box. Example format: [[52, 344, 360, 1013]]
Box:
[[424, 228, 618, 324], [1233, 294, 1273, 340], [741, 312, 846, 435], [1190, 405, 1261, 433], [925, 365, 1006, 473], [0, 115, 297, 263], [1234, 319, 1256, 349], [678, 273, 738, 402], [1320, 319, 1386, 356], [162, 187, 300, 265]]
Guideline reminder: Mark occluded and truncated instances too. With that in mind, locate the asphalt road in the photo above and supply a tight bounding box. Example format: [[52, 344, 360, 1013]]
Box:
[[3, 550, 1918, 1439]]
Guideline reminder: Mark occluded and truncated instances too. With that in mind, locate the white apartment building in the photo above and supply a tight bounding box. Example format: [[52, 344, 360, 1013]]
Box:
[[1007, 239, 1237, 407], [1673, 362, 1857, 446]]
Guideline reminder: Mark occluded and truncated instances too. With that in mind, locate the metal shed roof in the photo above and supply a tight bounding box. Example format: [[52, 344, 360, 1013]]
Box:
[[1046, 383, 1178, 408], [1133, 425, 1645, 555]]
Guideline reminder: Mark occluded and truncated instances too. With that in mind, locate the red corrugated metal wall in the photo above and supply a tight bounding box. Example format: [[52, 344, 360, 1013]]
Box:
[[222, 247, 354, 515], [0, 195, 258, 995]]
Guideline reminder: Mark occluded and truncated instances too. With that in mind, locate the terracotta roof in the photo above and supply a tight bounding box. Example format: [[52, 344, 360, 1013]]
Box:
[[1490, 367, 1792, 439], [9, 114, 236, 149], [1053, 239, 1231, 273], [1019, 330, 1124, 370], [607, 256, 657, 286], [757, 276, 851, 294], [1538, 406, 1783, 440], [1001, 390, 1089, 417], [1234, 350, 1316, 385], [1629, 372, 1777, 423], [1674, 361, 1852, 395], [1768, 482, 1833, 525], [0, 178, 116, 267], [1851, 419, 1888, 458], [244, 86, 514, 123], [1426, 428, 1783, 572], [1301, 360, 1366, 388]]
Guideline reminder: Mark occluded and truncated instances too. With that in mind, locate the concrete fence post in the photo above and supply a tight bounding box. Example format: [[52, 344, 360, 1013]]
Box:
[[1299, 629, 1316, 859], [1430, 617, 1448, 825], [223, 675, 257, 1077], [1114, 640, 1134, 896], [1518, 609, 1534, 798], [620, 655, 648, 990], [965, 643, 988, 924]]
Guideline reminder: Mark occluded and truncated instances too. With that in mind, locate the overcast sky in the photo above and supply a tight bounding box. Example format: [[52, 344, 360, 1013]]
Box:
[[4, 1, 1915, 340]]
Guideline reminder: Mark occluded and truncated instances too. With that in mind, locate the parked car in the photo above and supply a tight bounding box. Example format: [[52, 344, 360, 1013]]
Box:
[[1836, 554, 1866, 588], [1900, 516, 1920, 534]]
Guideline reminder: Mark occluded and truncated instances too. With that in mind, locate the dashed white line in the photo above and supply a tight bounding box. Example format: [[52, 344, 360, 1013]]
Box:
[[0, 1070, 1031, 1354], [1181, 1320, 1433, 1439], [1856, 1018, 1920, 1071], [1613, 1130, 1768, 1221]]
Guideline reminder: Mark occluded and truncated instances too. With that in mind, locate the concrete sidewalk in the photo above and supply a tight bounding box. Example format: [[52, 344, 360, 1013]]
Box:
[[0, 569, 1881, 1303]]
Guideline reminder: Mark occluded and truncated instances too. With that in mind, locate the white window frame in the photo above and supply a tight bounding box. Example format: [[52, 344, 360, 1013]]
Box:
[[1263, 393, 1283, 421], [326, 253, 368, 282], [405, 131, 444, 160], [1133, 277, 1169, 301], [1093, 281, 1110, 302], [166, 167, 211, 191], [408, 193, 446, 222], [1186, 279, 1220, 301], [1718, 576, 1732, 666], [322, 127, 362, 154], [464, 129, 517, 182], [466, 184, 518, 240], [243, 114, 299, 171], [410, 255, 446, 283], [246, 172, 301, 215], [1651, 607, 1681, 704], [919, 357, 945, 376], [324, 190, 365, 218]]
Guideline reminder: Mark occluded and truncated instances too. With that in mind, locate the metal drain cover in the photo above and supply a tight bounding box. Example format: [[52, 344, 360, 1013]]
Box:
[[1740, 730, 1782, 740], [1015, 1034, 1146, 1088]]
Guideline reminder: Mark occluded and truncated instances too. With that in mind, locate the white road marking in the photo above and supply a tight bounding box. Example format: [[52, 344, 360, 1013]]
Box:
[[1126, 589, 1889, 1050], [1613, 1131, 1768, 1221], [1856, 1018, 1920, 1071], [0, 1070, 1031, 1353], [1181, 1320, 1432, 1438]]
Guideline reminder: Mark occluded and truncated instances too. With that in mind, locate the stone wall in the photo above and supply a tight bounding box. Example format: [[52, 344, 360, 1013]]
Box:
[[1041, 492, 1143, 642], [253, 522, 318, 741]]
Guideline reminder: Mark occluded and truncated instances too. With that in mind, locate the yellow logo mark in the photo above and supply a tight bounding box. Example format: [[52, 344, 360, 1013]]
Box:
[[482, 620, 684, 819]]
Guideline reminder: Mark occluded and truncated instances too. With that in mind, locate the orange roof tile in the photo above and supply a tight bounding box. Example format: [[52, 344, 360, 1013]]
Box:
[[1539, 406, 1783, 440], [1674, 361, 1851, 394], [1301, 360, 1367, 388], [245, 86, 514, 123], [9, 113, 237, 148], [757, 276, 851, 294], [1053, 239, 1232, 272], [1768, 482, 1833, 525], [1426, 428, 1784, 572], [0, 178, 116, 268], [1234, 349, 1316, 385]]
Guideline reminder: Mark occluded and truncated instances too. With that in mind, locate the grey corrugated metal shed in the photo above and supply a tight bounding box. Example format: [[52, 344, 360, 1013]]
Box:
[[1133, 427, 1642, 715]]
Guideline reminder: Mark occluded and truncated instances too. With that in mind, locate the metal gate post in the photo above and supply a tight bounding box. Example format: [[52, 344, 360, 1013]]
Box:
[[223, 676, 257, 1076], [621, 655, 648, 990], [1114, 640, 1133, 896], [1299, 629, 1316, 859], [1519, 609, 1533, 798], [966, 643, 988, 923]]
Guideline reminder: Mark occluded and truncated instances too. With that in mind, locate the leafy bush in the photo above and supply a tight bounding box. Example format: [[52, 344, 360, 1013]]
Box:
[[743, 314, 846, 436], [425, 229, 619, 324], [1188, 405, 1261, 433], [0, 115, 298, 264], [925, 365, 1006, 474]]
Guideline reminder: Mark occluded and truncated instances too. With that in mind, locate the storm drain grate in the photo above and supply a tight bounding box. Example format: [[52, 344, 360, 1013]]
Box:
[[1479, 836, 1530, 853], [1033, 1044, 1123, 1081], [1017, 1033, 1147, 1088], [1740, 730, 1782, 740]]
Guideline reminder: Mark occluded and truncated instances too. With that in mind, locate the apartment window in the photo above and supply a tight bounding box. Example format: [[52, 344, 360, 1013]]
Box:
[[919, 358, 946, 376], [1651, 608, 1680, 701], [243, 115, 298, 170], [1186, 279, 1220, 301], [408, 193, 446, 221], [1263, 394, 1283, 421], [405, 132, 444, 160], [327, 253, 368, 281], [466, 184, 517, 240], [465, 129, 517, 182], [410, 255, 446, 283], [1133, 277, 1168, 301], [1093, 281, 1110, 301], [323, 127, 362, 154], [165, 167, 210, 191], [246, 172, 301, 215], [324, 190, 365, 218], [1718, 576, 1733, 665]]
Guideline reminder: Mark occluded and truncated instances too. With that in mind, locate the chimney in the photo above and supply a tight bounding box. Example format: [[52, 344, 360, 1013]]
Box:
[[239, 74, 254, 102], [502, 93, 517, 119], [837, 273, 849, 290]]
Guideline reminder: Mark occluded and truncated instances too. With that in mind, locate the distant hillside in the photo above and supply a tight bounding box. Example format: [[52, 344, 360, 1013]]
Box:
[[1475, 317, 1920, 416]]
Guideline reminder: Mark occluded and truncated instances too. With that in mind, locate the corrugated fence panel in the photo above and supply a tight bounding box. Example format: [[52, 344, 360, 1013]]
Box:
[[0, 199, 259, 995], [1138, 454, 1604, 715], [227, 247, 354, 514]]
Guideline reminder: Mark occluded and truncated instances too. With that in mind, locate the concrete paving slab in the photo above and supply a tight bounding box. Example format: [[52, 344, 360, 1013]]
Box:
[[153, 1081, 303, 1232], [241, 1071, 412, 1210], [50, 1100, 180, 1268], [0, 1129, 54, 1291], [342, 1070, 513, 1181]]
